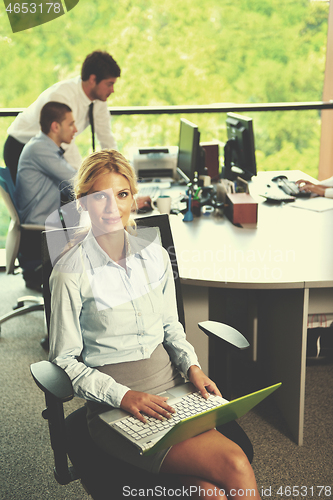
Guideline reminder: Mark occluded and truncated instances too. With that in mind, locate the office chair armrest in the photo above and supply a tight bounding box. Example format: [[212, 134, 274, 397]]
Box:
[[30, 361, 79, 485], [198, 321, 249, 350], [30, 360, 74, 402]]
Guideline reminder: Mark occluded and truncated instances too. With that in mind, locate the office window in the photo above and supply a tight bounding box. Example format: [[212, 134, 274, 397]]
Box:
[[0, 0, 330, 250], [78, 0, 330, 177]]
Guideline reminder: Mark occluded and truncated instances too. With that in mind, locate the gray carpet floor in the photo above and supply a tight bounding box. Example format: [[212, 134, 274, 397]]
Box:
[[0, 270, 332, 500]]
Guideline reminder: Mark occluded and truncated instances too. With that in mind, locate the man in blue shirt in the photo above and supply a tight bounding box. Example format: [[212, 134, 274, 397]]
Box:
[[15, 101, 77, 290]]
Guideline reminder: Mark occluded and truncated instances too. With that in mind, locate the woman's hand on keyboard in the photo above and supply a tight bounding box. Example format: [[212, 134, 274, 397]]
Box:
[[120, 390, 176, 423], [188, 365, 222, 399]]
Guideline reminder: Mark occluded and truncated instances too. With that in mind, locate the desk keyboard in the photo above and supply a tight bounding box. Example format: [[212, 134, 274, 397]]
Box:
[[111, 392, 224, 442], [137, 181, 172, 200], [137, 184, 160, 200]]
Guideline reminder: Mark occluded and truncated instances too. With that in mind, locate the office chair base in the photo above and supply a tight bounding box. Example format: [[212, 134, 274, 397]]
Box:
[[0, 296, 44, 334]]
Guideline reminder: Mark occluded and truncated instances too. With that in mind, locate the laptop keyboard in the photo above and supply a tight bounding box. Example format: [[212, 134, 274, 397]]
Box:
[[111, 392, 224, 442]]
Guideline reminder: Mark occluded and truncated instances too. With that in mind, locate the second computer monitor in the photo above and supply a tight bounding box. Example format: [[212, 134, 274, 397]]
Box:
[[177, 118, 205, 184], [224, 112, 257, 181]]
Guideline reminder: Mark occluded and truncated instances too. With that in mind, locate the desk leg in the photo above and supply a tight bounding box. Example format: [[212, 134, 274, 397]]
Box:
[[258, 288, 309, 446], [208, 286, 308, 445], [208, 288, 259, 399]]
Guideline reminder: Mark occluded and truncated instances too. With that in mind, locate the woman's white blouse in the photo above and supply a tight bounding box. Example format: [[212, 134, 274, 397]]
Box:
[[49, 228, 199, 408]]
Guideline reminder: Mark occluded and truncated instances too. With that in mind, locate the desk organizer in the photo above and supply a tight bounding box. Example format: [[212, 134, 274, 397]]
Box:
[[225, 192, 258, 225]]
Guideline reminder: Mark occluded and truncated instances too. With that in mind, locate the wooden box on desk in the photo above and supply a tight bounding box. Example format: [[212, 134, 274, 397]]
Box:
[[225, 193, 258, 225]]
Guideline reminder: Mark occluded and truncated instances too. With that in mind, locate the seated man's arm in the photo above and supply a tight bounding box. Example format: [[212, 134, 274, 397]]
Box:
[[38, 150, 77, 198]]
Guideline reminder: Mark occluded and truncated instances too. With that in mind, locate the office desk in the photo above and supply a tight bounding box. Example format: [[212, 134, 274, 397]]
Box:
[[168, 171, 333, 445]]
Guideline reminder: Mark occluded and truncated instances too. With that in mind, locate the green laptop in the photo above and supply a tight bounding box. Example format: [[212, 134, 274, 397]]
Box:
[[99, 381, 282, 456]]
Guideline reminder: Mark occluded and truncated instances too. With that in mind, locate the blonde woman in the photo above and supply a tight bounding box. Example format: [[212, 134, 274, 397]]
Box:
[[49, 150, 261, 500]]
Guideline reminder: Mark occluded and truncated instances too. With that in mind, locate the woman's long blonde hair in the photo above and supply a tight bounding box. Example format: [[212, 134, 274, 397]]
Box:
[[74, 149, 138, 228]]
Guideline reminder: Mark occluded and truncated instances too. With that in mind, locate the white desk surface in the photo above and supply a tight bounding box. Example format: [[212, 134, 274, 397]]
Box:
[[150, 170, 333, 446], [169, 170, 333, 290]]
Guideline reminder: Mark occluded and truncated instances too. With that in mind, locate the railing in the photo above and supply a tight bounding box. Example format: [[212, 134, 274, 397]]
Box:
[[1, 101, 333, 118]]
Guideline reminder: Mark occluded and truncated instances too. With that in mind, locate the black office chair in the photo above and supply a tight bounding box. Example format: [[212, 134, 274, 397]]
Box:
[[0, 166, 44, 334], [30, 214, 253, 500]]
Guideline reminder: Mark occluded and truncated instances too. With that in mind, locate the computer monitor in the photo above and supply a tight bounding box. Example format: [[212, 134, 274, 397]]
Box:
[[176, 118, 205, 184], [223, 112, 257, 181]]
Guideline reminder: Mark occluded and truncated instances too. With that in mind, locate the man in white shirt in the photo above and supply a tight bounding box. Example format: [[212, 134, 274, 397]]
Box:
[[15, 101, 77, 291], [4, 50, 121, 182]]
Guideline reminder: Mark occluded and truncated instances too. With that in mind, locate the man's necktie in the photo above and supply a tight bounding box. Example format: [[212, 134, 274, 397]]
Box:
[[89, 102, 95, 152]]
